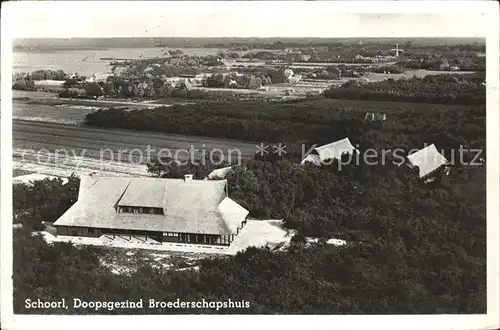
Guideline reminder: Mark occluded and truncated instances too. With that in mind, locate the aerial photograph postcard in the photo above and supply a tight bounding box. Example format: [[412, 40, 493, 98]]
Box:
[[1, 1, 498, 330]]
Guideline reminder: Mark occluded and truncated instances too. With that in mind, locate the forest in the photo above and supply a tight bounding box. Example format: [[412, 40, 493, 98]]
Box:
[[13, 175, 80, 230], [13, 91, 486, 314], [324, 74, 486, 105], [12, 160, 486, 314], [396, 56, 485, 72], [85, 97, 486, 156]]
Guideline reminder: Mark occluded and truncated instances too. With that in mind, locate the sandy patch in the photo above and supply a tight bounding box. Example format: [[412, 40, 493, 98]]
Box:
[[229, 219, 294, 254]]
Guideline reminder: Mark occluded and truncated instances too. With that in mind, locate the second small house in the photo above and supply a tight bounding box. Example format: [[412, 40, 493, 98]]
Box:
[[365, 112, 387, 121], [400, 144, 450, 183], [205, 165, 239, 180], [301, 138, 359, 166]]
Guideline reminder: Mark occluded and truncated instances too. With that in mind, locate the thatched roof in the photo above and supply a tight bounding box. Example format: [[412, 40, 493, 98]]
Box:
[[301, 138, 358, 165], [406, 144, 449, 178], [118, 179, 167, 208], [54, 176, 248, 235]]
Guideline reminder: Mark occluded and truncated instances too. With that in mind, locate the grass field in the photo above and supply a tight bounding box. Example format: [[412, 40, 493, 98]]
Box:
[[13, 97, 199, 125], [13, 101, 97, 124], [13, 168, 34, 177], [13, 120, 256, 178], [11, 90, 59, 100]]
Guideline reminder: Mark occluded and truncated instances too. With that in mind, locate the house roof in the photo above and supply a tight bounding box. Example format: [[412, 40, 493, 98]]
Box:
[[218, 197, 250, 233], [54, 176, 248, 235], [302, 138, 358, 165], [406, 144, 449, 178], [206, 166, 237, 180], [365, 112, 387, 121], [300, 154, 321, 166], [92, 73, 112, 81]]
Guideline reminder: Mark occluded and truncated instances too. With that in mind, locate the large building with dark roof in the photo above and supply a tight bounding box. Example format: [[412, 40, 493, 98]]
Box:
[[53, 175, 249, 246]]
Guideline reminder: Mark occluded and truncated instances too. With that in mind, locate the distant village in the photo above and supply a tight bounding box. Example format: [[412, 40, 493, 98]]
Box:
[[12, 42, 485, 102]]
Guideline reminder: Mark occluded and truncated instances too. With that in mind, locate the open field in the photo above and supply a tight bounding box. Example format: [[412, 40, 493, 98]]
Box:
[[13, 120, 257, 176], [13, 97, 196, 125], [13, 149, 150, 178], [11, 90, 59, 100], [14, 101, 99, 124], [14, 120, 257, 158], [35, 98, 159, 108]]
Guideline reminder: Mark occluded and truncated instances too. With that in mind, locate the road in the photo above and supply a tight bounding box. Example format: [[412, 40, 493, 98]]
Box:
[[13, 120, 258, 166]]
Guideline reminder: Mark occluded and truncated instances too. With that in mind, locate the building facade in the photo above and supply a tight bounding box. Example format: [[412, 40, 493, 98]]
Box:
[[53, 175, 249, 246]]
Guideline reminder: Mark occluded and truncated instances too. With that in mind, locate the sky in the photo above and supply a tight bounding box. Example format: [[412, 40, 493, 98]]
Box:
[[3, 1, 493, 39]]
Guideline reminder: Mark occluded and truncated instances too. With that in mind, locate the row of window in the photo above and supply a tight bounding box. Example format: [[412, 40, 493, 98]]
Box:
[[178, 233, 233, 245], [118, 206, 164, 215], [59, 227, 240, 246]]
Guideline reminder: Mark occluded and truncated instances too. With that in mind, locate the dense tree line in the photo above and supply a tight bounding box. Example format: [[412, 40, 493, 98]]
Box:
[[324, 74, 485, 105], [26, 69, 69, 81], [58, 89, 80, 98], [13, 70, 70, 91], [397, 55, 485, 71], [371, 65, 406, 74], [226, 67, 288, 84], [13, 175, 80, 230], [12, 79, 36, 91], [85, 97, 485, 155], [242, 51, 278, 60], [14, 227, 485, 315]]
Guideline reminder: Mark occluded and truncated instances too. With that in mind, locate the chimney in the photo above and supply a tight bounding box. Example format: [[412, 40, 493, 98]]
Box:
[[184, 174, 193, 182]]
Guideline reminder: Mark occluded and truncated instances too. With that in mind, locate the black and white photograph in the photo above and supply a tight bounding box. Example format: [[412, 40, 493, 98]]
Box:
[[1, 1, 499, 329]]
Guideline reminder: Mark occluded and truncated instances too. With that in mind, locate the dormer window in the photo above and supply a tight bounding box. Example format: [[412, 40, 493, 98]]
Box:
[[118, 206, 164, 215]]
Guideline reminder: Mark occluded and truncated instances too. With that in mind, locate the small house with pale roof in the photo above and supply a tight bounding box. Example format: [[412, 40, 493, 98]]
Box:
[[53, 174, 249, 246], [365, 112, 387, 121], [301, 138, 359, 166], [399, 144, 450, 182], [205, 165, 239, 180]]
